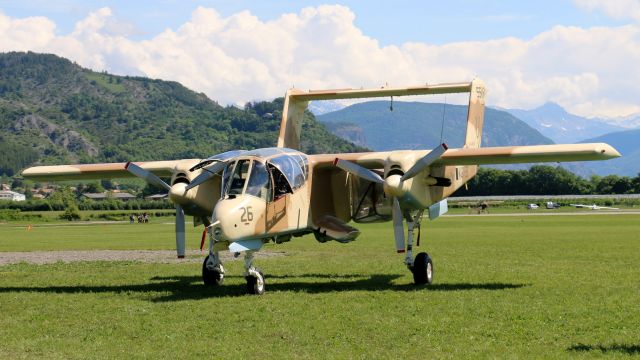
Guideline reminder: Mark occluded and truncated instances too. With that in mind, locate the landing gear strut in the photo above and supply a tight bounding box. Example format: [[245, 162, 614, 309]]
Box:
[[402, 210, 434, 285]]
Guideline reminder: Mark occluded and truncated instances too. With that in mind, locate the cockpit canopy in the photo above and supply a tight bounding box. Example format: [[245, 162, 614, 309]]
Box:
[[221, 148, 309, 201]]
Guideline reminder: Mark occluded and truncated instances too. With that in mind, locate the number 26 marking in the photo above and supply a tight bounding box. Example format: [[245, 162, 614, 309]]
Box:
[[240, 206, 253, 222]]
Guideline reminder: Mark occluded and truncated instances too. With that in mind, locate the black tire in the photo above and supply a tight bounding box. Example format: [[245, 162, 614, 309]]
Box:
[[412, 252, 433, 285], [246, 268, 265, 295], [202, 255, 224, 286]]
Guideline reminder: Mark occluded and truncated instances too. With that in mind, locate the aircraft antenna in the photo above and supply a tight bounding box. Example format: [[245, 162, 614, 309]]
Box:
[[439, 95, 447, 143], [389, 96, 394, 111]]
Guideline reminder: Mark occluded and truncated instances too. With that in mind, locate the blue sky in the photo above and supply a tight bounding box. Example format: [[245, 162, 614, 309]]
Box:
[[0, 0, 630, 44], [0, 1, 639, 117]]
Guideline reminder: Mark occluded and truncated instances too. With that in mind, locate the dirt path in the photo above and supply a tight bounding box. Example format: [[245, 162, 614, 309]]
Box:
[[0, 249, 286, 266]]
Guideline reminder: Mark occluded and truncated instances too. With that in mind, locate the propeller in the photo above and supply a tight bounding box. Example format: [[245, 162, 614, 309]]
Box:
[[125, 162, 170, 191], [185, 161, 227, 191], [401, 143, 448, 181], [185, 150, 248, 191], [175, 204, 185, 258], [392, 197, 405, 253], [125, 162, 186, 258], [334, 143, 448, 253]]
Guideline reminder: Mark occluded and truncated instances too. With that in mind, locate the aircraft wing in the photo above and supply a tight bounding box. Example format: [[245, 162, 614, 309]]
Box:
[[21, 159, 200, 181], [310, 143, 620, 169], [570, 204, 589, 208]]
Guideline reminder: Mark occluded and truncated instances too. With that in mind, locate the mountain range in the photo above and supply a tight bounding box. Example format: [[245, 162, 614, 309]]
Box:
[[1, 51, 637, 179], [317, 101, 554, 150], [504, 102, 627, 144], [317, 101, 639, 177], [0, 52, 363, 177]]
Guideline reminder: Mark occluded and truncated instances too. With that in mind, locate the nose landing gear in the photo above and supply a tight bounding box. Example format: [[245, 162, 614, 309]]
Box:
[[244, 250, 265, 295]]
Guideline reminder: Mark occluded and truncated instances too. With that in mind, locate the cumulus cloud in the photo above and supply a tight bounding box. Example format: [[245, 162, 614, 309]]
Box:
[[574, 0, 640, 21], [0, 5, 639, 118]]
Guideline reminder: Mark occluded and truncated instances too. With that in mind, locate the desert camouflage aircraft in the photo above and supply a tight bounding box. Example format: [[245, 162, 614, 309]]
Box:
[[22, 79, 621, 295]]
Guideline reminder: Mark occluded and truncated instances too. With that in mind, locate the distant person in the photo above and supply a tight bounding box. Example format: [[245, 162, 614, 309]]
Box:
[[129, 213, 135, 224], [143, 213, 149, 223]]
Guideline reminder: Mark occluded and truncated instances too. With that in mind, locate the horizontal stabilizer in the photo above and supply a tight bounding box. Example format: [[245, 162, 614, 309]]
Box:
[[288, 82, 472, 101]]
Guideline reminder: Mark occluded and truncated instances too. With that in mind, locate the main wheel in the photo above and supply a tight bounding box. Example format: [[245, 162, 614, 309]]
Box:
[[202, 255, 224, 286], [246, 268, 265, 295], [412, 252, 433, 285]]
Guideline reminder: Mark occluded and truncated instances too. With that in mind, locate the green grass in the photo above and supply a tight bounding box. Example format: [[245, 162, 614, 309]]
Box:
[[0, 214, 639, 358], [84, 72, 126, 93]]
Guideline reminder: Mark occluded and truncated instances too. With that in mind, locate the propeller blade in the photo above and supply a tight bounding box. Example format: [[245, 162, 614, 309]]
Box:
[[185, 161, 227, 190], [400, 143, 448, 181], [334, 158, 384, 184], [392, 197, 405, 253], [175, 205, 186, 259], [125, 162, 171, 191]]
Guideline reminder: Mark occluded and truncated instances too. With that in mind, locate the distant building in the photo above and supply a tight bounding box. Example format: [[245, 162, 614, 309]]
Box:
[[82, 192, 137, 201], [0, 190, 26, 201], [145, 193, 168, 200]]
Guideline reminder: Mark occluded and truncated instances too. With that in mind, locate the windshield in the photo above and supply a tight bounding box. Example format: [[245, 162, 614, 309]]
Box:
[[222, 159, 272, 200], [225, 159, 250, 196], [245, 161, 271, 200]]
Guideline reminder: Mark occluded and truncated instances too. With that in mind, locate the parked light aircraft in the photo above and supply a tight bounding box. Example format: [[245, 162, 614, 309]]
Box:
[[570, 204, 620, 210], [22, 79, 621, 294]]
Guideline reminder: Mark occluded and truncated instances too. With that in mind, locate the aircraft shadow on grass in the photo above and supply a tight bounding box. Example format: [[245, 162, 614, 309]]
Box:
[[567, 343, 640, 355], [0, 274, 528, 302]]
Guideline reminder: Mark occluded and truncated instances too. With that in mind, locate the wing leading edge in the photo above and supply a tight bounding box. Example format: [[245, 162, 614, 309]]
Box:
[[21, 159, 199, 181], [435, 143, 620, 166], [310, 143, 620, 169]]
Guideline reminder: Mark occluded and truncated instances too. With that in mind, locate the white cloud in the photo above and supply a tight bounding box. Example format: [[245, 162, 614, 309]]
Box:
[[0, 6, 639, 118], [574, 0, 640, 21]]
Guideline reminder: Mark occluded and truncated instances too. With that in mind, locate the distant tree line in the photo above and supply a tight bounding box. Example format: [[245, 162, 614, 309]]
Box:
[[454, 165, 640, 196]]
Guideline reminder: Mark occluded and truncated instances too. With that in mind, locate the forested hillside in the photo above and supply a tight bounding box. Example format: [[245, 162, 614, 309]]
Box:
[[0, 52, 364, 176]]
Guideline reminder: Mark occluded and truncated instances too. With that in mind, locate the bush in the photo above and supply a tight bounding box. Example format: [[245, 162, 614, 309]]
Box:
[[59, 204, 81, 221]]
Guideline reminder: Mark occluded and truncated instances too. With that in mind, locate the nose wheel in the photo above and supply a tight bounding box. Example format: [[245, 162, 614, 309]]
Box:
[[245, 267, 265, 295], [243, 250, 266, 295], [411, 252, 433, 285]]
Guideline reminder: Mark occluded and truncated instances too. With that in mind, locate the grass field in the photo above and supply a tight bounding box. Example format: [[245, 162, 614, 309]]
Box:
[[1, 213, 639, 358]]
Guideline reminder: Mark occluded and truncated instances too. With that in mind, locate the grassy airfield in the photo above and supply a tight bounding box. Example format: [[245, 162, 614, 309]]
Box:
[[0, 213, 639, 358]]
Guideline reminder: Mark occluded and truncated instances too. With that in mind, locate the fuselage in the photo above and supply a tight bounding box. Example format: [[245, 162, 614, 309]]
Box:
[[207, 147, 312, 244]]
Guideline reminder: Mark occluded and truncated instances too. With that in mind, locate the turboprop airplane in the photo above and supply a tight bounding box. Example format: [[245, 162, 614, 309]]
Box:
[[22, 79, 621, 295]]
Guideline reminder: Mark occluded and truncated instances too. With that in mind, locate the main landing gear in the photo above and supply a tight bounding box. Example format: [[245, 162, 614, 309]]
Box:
[[202, 252, 225, 286], [411, 252, 433, 285], [402, 210, 434, 285]]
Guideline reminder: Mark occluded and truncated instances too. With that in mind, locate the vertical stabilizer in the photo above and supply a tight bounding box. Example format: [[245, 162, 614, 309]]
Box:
[[277, 89, 309, 149], [464, 78, 486, 149]]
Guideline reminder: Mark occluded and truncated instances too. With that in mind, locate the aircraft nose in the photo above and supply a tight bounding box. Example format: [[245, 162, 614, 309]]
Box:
[[212, 196, 263, 242]]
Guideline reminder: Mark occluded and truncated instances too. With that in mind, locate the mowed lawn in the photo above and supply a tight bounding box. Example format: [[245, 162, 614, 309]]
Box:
[[0, 214, 639, 358]]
